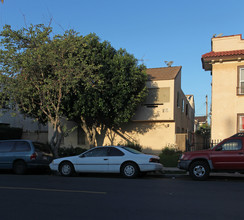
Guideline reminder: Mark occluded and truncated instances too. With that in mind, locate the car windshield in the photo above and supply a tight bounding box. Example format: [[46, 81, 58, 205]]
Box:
[[122, 147, 143, 154]]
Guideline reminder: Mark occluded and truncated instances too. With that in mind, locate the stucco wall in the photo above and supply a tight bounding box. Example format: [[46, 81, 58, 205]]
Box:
[[101, 121, 176, 154], [132, 79, 175, 121], [211, 61, 244, 140], [213, 35, 244, 52]]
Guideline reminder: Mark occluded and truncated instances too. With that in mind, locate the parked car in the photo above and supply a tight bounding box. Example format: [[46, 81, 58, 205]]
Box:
[[178, 133, 244, 180], [49, 146, 163, 178], [0, 140, 53, 174]]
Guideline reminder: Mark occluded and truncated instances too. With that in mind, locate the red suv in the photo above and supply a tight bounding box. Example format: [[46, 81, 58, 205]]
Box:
[[178, 133, 244, 180]]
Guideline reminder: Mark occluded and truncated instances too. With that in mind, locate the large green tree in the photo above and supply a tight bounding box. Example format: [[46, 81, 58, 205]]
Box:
[[64, 42, 148, 147], [0, 24, 147, 155], [0, 24, 100, 157]]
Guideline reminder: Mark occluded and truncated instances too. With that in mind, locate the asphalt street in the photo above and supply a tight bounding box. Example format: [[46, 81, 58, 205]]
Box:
[[0, 172, 244, 220]]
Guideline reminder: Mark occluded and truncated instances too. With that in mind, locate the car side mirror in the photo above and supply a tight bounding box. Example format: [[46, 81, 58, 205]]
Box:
[[79, 154, 85, 158]]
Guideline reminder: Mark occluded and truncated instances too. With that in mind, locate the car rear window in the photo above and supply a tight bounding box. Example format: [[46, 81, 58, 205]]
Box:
[[121, 147, 142, 154], [33, 142, 52, 154], [14, 141, 31, 152]]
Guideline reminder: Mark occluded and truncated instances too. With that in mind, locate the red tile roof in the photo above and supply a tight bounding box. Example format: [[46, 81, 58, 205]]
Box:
[[202, 49, 244, 58]]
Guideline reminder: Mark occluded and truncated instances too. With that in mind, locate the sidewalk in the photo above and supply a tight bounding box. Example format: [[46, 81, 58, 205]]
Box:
[[163, 167, 186, 174]]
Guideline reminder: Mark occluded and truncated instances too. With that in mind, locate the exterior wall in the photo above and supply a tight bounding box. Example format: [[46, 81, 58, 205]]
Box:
[[132, 80, 175, 121], [58, 67, 195, 153], [0, 109, 47, 132], [212, 35, 244, 52], [0, 109, 48, 143], [174, 73, 195, 134], [211, 61, 244, 140], [101, 121, 176, 154]]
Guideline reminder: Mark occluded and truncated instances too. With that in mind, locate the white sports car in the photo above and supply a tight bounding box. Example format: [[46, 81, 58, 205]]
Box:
[[50, 146, 163, 178]]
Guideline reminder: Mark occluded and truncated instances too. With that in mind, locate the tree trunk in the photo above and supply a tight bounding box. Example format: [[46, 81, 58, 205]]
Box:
[[50, 125, 64, 158], [80, 117, 97, 148]]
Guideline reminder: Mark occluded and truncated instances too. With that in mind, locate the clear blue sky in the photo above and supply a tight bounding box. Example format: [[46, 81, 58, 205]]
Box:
[[1, 0, 243, 116]]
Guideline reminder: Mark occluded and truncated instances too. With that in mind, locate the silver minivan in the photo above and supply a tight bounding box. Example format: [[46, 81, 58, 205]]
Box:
[[0, 140, 53, 174]]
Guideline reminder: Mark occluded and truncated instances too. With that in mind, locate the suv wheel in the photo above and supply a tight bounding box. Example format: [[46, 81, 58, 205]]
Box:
[[189, 161, 210, 181], [13, 160, 27, 175]]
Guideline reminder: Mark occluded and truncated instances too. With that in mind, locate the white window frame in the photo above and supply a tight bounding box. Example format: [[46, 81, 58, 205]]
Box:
[[239, 68, 244, 94]]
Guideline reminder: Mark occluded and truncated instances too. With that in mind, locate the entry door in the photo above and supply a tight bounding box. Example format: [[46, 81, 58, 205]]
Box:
[[210, 139, 244, 170]]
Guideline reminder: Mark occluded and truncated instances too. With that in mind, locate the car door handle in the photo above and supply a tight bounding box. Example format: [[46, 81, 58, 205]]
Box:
[[104, 159, 108, 160], [238, 152, 244, 155]]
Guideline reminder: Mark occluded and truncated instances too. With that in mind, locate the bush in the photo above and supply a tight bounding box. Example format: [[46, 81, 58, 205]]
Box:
[[121, 142, 142, 152], [0, 125, 22, 140], [58, 146, 87, 157], [159, 146, 182, 167]]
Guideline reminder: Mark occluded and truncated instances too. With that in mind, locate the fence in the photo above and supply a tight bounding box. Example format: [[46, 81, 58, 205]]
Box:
[[186, 139, 222, 152]]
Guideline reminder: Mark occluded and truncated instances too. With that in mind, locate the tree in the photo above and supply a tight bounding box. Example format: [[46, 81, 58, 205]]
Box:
[[0, 23, 147, 155], [0, 24, 99, 157], [64, 40, 148, 148]]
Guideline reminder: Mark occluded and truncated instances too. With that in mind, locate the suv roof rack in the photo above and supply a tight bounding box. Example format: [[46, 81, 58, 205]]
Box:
[[231, 133, 244, 137]]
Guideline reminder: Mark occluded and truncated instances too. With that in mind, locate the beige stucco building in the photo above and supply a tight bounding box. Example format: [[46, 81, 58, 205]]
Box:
[[60, 66, 195, 153], [202, 34, 244, 141]]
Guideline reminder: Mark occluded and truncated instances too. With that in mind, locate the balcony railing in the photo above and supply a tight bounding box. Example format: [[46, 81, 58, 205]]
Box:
[[237, 87, 244, 95]]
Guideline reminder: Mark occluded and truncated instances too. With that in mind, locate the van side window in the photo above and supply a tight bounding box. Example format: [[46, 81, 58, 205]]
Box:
[[14, 142, 31, 152], [0, 142, 15, 152]]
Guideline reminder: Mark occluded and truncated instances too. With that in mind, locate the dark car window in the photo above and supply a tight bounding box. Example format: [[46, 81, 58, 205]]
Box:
[[0, 141, 15, 152], [14, 141, 31, 152], [122, 147, 142, 154], [84, 147, 108, 157], [33, 142, 52, 154], [108, 147, 124, 156], [218, 140, 242, 151]]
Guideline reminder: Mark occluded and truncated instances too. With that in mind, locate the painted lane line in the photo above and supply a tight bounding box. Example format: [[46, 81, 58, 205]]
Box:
[[0, 186, 107, 195]]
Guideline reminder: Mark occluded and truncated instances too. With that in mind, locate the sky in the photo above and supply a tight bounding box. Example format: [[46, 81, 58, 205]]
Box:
[[1, 0, 244, 117]]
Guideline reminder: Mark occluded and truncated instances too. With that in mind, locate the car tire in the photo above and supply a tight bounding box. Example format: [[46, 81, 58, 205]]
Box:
[[121, 162, 139, 178], [189, 161, 210, 181], [13, 160, 27, 175], [59, 161, 75, 177]]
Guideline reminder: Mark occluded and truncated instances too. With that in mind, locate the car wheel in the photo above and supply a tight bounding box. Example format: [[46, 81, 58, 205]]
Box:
[[13, 160, 27, 175], [189, 161, 210, 180], [121, 162, 139, 178], [59, 161, 75, 177]]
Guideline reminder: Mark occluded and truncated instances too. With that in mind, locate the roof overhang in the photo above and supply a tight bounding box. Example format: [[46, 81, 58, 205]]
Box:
[[202, 50, 244, 71]]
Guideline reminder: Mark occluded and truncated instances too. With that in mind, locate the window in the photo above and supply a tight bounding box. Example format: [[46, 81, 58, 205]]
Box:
[[186, 104, 188, 116], [0, 141, 14, 152], [177, 92, 180, 108], [182, 99, 184, 112], [14, 141, 31, 152], [237, 114, 244, 132], [238, 67, 244, 95], [219, 140, 242, 151], [144, 88, 170, 106], [108, 147, 124, 156], [83, 147, 108, 157], [122, 147, 142, 154]]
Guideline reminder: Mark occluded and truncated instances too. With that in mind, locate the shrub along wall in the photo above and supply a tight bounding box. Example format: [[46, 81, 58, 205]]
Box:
[[0, 125, 23, 140]]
